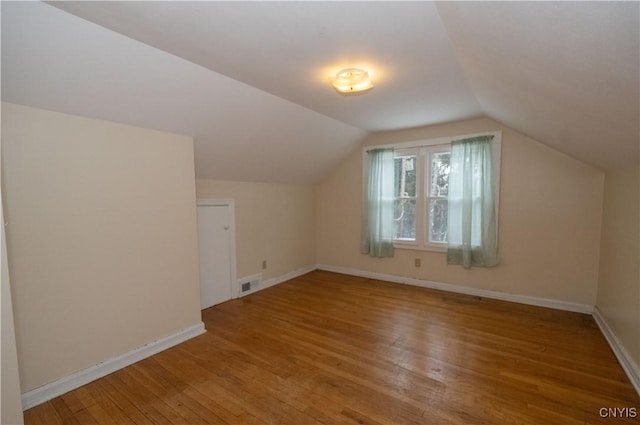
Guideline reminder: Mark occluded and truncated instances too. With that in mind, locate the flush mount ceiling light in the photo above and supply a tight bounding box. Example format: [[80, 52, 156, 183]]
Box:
[[329, 68, 374, 94]]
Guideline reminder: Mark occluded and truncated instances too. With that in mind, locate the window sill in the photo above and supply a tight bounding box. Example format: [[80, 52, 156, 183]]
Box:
[[393, 242, 447, 253]]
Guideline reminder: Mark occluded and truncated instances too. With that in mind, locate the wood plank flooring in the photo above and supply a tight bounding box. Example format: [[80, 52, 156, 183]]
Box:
[[25, 270, 639, 424]]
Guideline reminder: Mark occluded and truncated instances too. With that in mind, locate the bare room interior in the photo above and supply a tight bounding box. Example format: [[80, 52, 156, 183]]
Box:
[[1, 1, 638, 424]]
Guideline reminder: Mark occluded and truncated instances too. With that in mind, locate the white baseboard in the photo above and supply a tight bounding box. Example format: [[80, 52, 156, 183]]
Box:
[[317, 265, 640, 396], [238, 265, 317, 297], [316, 264, 594, 314], [592, 307, 640, 396], [21, 322, 206, 410], [21, 267, 638, 412], [262, 265, 317, 289]]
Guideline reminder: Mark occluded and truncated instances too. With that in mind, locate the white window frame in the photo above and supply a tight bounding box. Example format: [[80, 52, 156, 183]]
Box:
[[393, 148, 420, 246], [423, 144, 452, 251], [363, 131, 502, 253]]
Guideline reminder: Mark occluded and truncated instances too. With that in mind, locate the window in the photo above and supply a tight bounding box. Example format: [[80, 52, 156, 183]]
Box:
[[427, 149, 451, 245], [365, 132, 501, 253], [393, 145, 452, 251], [393, 152, 417, 241]]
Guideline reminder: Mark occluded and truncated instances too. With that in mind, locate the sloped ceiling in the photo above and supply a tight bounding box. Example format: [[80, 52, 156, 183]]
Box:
[[1, 2, 368, 184], [2, 1, 638, 184], [436, 1, 639, 170]]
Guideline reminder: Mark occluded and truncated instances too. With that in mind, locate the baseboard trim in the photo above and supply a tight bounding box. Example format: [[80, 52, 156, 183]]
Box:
[[317, 265, 639, 397], [592, 307, 640, 396], [316, 264, 594, 314], [21, 322, 206, 410], [237, 265, 317, 297], [262, 265, 317, 290]]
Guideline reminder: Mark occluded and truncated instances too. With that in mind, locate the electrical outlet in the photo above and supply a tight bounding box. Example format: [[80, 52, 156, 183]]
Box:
[[414, 258, 421, 267], [262, 260, 267, 270]]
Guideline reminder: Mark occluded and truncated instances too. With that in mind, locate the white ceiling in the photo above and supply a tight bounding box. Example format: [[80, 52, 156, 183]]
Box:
[[2, 1, 638, 183], [436, 1, 639, 170], [1, 1, 367, 184], [45, 1, 483, 132]]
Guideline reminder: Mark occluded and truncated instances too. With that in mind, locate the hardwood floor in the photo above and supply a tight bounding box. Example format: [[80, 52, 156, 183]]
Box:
[[25, 270, 639, 424]]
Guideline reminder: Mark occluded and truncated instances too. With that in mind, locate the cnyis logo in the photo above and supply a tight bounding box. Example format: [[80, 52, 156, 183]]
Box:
[[599, 407, 637, 418]]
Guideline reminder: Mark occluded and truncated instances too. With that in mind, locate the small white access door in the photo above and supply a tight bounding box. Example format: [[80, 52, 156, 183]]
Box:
[[197, 200, 236, 309]]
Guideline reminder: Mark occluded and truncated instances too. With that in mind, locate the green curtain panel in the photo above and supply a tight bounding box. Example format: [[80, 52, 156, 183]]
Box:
[[361, 148, 395, 258], [447, 136, 499, 268]]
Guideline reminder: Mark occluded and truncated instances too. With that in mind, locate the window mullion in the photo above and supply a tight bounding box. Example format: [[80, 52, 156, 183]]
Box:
[[420, 148, 430, 248]]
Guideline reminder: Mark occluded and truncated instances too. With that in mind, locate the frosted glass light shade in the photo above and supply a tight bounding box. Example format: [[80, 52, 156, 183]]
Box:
[[329, 68, 374, 94]]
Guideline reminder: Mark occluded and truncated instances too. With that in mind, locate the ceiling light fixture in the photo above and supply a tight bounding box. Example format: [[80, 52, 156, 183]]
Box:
[[329, 68, 374, 94]]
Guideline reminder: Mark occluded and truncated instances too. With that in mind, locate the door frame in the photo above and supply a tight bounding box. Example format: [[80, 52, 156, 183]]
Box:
[[196, 198, 238, 301]]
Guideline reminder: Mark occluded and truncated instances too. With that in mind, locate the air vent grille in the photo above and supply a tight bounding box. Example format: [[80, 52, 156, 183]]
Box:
[[238, 274, 262, 296]]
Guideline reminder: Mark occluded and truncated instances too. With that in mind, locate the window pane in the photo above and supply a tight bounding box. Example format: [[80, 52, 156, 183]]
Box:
[[394, 156, 417, 197], [429, 199, 448, 243], [430, 152, 450, 197], [394, 199, 416, 240]]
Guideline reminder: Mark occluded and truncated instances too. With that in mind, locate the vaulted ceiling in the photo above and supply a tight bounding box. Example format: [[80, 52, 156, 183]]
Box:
[[2, 1, 638, 183]]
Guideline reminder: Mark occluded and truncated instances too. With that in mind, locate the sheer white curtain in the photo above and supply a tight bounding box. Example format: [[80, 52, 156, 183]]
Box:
[[361, 148, 395, 258], [447, 136, 499, 268]]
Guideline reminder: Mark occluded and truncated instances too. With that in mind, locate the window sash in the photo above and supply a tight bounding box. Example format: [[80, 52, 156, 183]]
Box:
[[422, 145, 451, 249], [393, 148, 421, 245], [393, 145, 451, 249]]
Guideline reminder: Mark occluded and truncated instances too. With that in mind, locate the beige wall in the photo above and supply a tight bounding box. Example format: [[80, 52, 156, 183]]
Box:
[[1, 171, 24, 423], [316, 117, 605, 305], [597, 165, 639, 367], [196, 179, 315, 282], [2, 103, 202, 392], [0, 101, 618, 402]]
